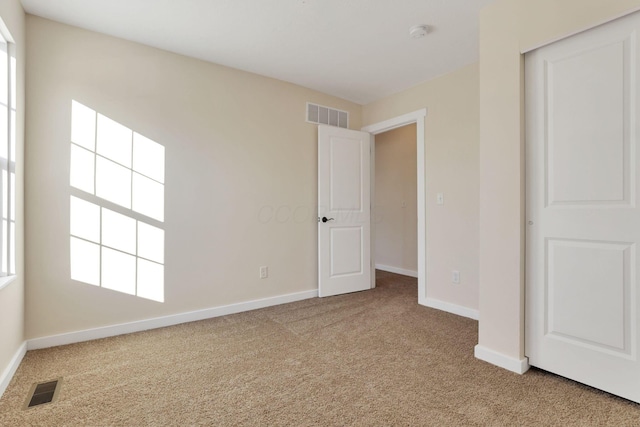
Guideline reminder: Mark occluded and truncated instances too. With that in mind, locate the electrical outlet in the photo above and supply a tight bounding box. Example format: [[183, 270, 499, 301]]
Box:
[[260, 266, 268, 279], [452, 270, 460, 284]]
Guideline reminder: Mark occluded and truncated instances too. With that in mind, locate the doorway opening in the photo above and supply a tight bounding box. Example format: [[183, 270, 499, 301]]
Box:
[[372, 124, 418, 279], [362, 109, 427, 304]]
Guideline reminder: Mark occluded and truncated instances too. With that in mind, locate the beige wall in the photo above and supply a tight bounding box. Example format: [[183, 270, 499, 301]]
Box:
[[478, 0, 640, 360], [374, 124, 417, 274], [363, 63, 479, 312], [24, 16, 361, 339], [0, 0, 25, 383]]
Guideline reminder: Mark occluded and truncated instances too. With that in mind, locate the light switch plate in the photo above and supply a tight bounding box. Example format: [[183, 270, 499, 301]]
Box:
[[452, 270, 460, 284]]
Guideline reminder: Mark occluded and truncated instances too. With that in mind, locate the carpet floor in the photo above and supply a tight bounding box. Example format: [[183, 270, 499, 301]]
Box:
[[1, 271, 639, 426]]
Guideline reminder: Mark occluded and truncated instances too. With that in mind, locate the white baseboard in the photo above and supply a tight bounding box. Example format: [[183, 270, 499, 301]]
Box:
[[375, 264, 418, 278], [0, 341, 26, 398], [424, 297, 479, 320], [27, 289, 318, 351], [474, 344, 530, 374]]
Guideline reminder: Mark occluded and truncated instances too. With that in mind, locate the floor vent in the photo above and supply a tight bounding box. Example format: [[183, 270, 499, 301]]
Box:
[[306, 102, 349, 128], [25, 378, 61, 409]]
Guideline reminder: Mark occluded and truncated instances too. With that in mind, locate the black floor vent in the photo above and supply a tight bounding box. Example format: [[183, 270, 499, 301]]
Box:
[[25, 378, 61, 409]]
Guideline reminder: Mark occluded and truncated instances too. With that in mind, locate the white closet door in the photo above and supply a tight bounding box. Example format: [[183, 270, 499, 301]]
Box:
[[526, 11, 640, 403]]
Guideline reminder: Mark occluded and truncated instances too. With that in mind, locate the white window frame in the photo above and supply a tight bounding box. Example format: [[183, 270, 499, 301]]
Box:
[[0, 19, 16, 291]]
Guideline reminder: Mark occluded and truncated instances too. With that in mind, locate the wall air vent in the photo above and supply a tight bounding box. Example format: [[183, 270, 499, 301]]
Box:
[[306, 102, 349, 129]]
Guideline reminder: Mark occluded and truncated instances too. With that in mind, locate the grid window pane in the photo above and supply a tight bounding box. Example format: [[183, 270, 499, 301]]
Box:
[[70, 237, 100, 286], [0, 104, 7, 161], [70, 196, 100, 243], [1, 169, 6, 219], [96, 114, 132, 167], [101, 207, 136, 255], [71, 101, 96, 151], [137, 259, 164, 302], [9, 55, 15, 109], [101, 247, 136, 295], [9, 221, 14, 275], [70, 144, 95, 194], [0, 42, 6, 106], [133, 133, 165, 183], [132, 173, 164, 221], [0, 37, 13, 279], [9, 171, 14, 221], [96, 156, 131, 209], [9, 108, 14, 160], [1, 219, 6, 274]]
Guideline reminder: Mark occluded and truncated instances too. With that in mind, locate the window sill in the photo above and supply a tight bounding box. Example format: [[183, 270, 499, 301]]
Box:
[[0, 274, 17, 291]]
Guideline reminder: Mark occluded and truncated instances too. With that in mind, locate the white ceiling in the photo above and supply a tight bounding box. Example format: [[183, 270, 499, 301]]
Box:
[[20, 0, 493, 105]]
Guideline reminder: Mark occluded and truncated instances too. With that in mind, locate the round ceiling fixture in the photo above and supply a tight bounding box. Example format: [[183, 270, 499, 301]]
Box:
[[409, 24, 429, 39]]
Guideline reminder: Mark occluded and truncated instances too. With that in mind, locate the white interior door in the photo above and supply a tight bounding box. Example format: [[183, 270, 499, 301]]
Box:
[[318, 125, 372, 297], [526, 11, 640, 403]]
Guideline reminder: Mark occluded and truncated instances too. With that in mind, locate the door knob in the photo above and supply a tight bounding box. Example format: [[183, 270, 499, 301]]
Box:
[[321, 217, 335, 223]]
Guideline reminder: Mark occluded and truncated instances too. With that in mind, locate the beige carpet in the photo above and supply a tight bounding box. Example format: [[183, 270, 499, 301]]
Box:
[[1, 271, 639, 426]]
